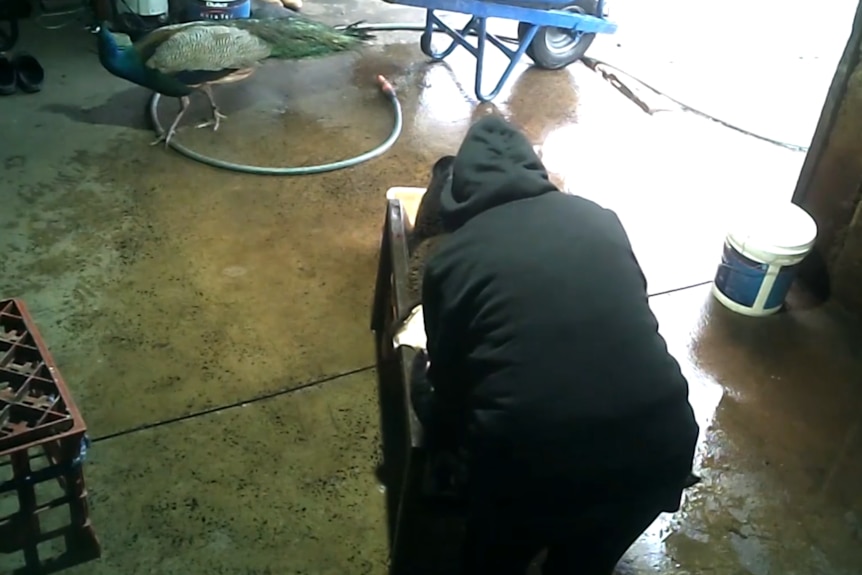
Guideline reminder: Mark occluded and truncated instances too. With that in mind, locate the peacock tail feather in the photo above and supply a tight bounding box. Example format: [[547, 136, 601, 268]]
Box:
[[230, 18, 373, 59], [138, 17, 372, 76]]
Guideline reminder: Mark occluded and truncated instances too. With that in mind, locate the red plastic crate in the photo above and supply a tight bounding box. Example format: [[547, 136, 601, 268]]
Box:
[[0, 298, 100, 572], [0, 299, 83, 456]]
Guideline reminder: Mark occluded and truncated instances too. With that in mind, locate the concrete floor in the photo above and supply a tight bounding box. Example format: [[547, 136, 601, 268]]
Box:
[[1, 0, 862, 573], [589, 0, 859, 150]]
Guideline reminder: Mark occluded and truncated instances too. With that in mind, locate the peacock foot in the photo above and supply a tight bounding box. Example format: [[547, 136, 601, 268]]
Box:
[[196, 109, 228, 132], [149, 129, 177, 149]]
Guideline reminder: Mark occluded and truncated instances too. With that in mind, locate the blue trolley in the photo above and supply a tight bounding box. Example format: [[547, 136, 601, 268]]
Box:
[[386, 0, 617, 101]]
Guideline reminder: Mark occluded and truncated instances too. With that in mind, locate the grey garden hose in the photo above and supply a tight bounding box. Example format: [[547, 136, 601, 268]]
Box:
[[148, 74, 402, 175]]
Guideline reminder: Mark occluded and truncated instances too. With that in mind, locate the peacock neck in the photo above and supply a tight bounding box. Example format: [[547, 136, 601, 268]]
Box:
[[96, 30, 194, 97], [97, 32, 140, 82]]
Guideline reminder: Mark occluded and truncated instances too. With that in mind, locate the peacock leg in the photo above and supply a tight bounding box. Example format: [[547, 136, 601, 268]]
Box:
[[195, 84, 228, 131], [151, 96, 191, 148]]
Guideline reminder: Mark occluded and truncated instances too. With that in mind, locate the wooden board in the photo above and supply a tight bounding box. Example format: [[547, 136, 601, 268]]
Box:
[[386, 187, 426, 228]]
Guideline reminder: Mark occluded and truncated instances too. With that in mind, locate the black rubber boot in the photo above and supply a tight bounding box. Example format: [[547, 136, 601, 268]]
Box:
[[0, 0, 32, 19], [0, 53, 15, 95], [0, 0, 29, 51], [0, 19, 19, 52], [13, 52, 43, 93]]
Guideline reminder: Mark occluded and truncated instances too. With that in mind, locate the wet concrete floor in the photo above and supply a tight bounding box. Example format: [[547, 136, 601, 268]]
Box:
[[589, 0, 859, 150], [1, 0, 861, 573]]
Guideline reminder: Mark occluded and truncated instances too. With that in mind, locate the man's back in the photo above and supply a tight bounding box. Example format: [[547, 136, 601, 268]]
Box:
[[418, 114, 700, 575], [420, 116, 699, 496], [425, 192, 696, 478]]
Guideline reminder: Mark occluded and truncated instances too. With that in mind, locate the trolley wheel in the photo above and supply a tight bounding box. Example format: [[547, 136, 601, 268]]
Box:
[[518, 0, 599, 70], [420, 32, 435, 58]]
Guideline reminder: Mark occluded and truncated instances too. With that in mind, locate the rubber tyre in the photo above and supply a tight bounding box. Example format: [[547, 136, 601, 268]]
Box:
[[519, 0, 599, 70]]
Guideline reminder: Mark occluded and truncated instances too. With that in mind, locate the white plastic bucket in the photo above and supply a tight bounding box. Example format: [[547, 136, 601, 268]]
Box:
[[712, 202, 818, 317]]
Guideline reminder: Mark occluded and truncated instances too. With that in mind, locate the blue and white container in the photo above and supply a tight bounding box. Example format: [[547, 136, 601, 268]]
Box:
[[712, 202, 818, 317], [187, 0, 251, 21]]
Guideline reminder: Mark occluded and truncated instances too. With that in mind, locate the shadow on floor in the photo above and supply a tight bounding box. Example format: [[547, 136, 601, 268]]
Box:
[[41, 87, 152, 131]]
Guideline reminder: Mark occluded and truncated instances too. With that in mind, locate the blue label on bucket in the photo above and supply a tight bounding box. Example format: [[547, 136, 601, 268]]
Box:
[[714, 242, 767, 308], [764, 263, 800, 309]]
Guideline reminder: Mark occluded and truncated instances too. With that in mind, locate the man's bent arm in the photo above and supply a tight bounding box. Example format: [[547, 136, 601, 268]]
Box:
[[421, 262, 465, 405]]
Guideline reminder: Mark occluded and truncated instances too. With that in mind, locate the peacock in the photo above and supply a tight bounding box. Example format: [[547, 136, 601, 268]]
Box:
[[92, 17, 373, 146]]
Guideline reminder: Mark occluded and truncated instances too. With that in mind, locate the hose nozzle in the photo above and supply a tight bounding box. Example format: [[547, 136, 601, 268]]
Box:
[[376, 75, 395, 97]]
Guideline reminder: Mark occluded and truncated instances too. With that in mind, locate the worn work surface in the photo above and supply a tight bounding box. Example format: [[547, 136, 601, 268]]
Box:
[[0, 1, 861, 573]]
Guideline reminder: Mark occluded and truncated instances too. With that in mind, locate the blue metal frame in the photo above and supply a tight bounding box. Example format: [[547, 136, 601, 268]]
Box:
[[391, 0, 617, 101]]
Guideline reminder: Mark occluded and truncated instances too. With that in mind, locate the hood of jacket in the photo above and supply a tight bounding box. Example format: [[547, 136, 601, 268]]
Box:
[[439, 115, 558, 230]]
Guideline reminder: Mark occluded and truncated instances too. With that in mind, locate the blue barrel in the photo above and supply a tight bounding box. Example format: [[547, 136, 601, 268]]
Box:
[[186, 0, 251, 21]]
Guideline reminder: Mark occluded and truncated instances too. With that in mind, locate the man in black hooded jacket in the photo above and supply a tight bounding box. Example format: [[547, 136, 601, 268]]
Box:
[[412, 115, 700, 575]]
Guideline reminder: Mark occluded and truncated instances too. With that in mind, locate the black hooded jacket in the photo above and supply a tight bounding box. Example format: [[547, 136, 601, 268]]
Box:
[[422, 116, 699, 495]]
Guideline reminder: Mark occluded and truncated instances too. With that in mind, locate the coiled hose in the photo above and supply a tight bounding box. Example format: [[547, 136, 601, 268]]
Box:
[[149, 73, 401, 175], [145, 22, 528, 176]]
